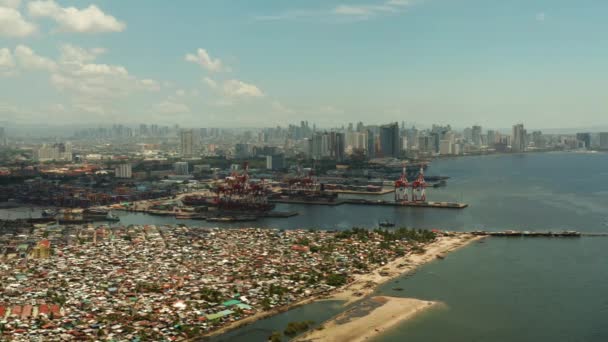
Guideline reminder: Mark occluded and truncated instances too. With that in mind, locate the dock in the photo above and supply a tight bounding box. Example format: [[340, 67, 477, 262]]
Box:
[[470, 230, 584, 237], [269, 198, 468, 209]]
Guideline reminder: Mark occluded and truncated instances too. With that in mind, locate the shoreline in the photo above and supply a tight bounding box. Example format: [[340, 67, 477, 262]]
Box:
[[295, 296, 440, 342], [204, 233, 483, 338]]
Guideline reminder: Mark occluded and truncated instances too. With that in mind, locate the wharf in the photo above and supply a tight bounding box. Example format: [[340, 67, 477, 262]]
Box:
[[471, 231, 583, 237], [269, 198, 345, 206], [344, 199, 468, 209], [269, 198, 468, 209], [324, 188, 395, 195]]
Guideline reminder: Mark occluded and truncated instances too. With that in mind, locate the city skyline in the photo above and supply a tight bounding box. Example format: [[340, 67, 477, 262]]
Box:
[[2, 0, 608, 127]]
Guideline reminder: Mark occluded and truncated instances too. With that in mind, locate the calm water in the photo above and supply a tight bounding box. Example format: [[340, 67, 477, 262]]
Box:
[[106, 152, 608, 232], [3, 152, 608, 341], [205, 152, 608, 342]]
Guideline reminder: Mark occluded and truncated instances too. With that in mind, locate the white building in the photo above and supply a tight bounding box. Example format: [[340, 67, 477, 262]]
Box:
[[115, 163, 132, 178], [439, 140, 453, 155], [180, 129, 195, 157], [34, 143, 72, 162]]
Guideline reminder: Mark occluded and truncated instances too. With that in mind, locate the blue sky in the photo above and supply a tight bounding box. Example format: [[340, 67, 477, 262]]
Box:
[[1, 0, 607, 128]]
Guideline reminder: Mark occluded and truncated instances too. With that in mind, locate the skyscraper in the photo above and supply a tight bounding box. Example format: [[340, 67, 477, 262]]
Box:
[[600, 132, 608, 150], [0, 127, 6, 146], [366, 129, 376, 159], [310, 132, 344, 161], [472, 125, 482, 146], [180, 129, 194, 157], [329, 132, 345, 162], [576, 133, 591, 150], [512, 124, 527, 152], [379, 123, 400, 158]]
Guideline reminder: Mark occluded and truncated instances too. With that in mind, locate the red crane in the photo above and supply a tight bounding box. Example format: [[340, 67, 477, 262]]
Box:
[[411, 167, 427, 202], [394, 165, 409, 202]]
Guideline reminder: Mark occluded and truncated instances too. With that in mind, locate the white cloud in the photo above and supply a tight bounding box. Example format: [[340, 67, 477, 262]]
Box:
[[0, 6, 37, 37], [536, 12, 545, 22], [223, 79, 264, 98], [28, 0, 126, 33], [59, 44, 105, 65], [185, 48, 226, 72], [155, 100, 191, 114], [0, 47, 14, 67], [0, 0, 21, 8], [139, 79, 160, 92], [204, 77, 264, 99], [0, 47, 16, 76], [257, 0, 415, 22], [203, 76, 218, 89], [14, 45, 57, 71]]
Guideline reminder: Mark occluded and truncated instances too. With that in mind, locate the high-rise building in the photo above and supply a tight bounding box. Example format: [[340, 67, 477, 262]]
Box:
[[266, 154, 285, 170], [173, 162, 190, 175], [115, 163, 132, 179], [180, 129, 195, 157], [310, 132, 345, 161], [329, 132, 345, 162], [366, 130, 376, 159], [34, 143, 72, 162], [0, 127, 6, 146], [235, 143, 252, 159], [576, 132, 591, 150], [512, 124, 527, 152], [405, 127, 419, 151], [472, 125, 482, 146], [379, 123, 400, 158], [439, 140, 452, 155], [599, 132, 608, 150], [532, 131, 545, 149], [486, 130, 497, 147]]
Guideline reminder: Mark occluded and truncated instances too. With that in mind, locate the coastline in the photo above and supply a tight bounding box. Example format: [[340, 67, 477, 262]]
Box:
[[204, 233, 483, 338], [295, 296, 440, 342]]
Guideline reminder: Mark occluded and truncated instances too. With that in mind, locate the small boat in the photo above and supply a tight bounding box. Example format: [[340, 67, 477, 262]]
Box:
[[379, 220, 395, 228], [104, 212, 120, 222], [42, 209, 58, 217]]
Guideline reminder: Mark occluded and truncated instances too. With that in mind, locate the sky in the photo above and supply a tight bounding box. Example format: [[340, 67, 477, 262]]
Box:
[[1, 0, 608, 129]]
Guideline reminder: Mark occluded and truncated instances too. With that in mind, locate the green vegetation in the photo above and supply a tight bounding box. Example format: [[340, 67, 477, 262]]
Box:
[[269, 331, 282, 342], [325, 273, 347, 287], [284, 320, 315, 337]]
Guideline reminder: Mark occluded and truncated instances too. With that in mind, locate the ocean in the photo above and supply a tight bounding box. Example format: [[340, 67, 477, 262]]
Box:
[[2, 152, 608, 341]]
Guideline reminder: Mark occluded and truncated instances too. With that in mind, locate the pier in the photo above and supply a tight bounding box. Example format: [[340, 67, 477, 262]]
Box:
[[269, 198, 468, 209], [469, 231, 608, 237]]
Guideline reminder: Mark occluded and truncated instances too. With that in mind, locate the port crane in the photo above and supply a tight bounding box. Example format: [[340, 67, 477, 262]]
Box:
[[394, 166, 427, 203]]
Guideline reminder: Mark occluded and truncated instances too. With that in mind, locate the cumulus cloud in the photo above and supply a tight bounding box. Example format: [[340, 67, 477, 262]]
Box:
[[59, 44, 106, 65], [185, 48, 226, 72], [0, 47, 16, 76], [0, 0, 21, 8], [28, 0, 126, 33], [14, 45, 57, 71], [0, 6, 37, 37], [204, 77, 264, 99], [223, 79, 264, 98], [0, 48, 14, 67]]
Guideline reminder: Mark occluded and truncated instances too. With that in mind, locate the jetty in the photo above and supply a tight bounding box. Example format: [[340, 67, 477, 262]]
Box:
[[269, 198, 468, 209]]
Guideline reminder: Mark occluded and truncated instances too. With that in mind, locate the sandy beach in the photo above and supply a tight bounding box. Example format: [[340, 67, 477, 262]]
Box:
[[205, 233, 482, 338], [326, 234, 482, 305], [295, 296, 439, 342]]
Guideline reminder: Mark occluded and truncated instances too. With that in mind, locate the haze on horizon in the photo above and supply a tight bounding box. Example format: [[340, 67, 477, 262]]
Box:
[[1, 0, 607, 129]]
